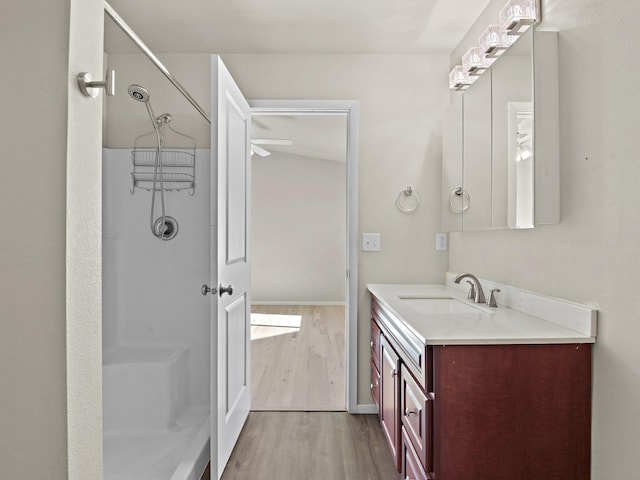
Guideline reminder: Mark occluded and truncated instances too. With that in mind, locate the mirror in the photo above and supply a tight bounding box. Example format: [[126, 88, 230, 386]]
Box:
[[442, 28, 558, 232], [491, 27, 533, 229], [442, 94, 463, 232], [463, 68, 492, 231]]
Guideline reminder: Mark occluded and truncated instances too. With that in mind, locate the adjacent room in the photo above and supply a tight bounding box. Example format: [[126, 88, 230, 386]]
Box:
[[250, 113, 347, 412]]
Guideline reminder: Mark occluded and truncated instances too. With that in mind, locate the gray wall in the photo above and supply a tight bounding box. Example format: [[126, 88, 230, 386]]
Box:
[[1, 0, 103, 478], [252, 151, 346, 303], [449, 0, 640, 477]]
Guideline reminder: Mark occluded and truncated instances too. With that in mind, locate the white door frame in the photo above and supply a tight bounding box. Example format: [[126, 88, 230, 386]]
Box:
[[249, 99, 359, 413]]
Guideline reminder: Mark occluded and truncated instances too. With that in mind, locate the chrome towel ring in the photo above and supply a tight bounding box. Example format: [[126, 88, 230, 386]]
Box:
[[396, 187, 421, 214]]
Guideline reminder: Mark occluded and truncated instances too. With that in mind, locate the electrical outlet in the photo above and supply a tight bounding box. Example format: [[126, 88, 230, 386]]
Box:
[[436, 233, 448, 251], [362, 233, 381, 252]]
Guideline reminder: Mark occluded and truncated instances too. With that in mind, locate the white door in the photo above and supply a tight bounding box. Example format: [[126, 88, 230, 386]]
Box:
[[210, 55, 252, 479]]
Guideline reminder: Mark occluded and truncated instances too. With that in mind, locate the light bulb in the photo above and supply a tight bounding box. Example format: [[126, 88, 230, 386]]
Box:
[[500, 0, 538, 35], [462, 47, 495, 76], [480, 25, 515, 58]]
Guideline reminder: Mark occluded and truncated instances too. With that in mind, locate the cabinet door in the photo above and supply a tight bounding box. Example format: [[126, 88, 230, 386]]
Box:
[[380, 334, 401, 472], [371, 361, 380, 409], [371, 318, 381, 372], [401, 366, 432, 473], [462, 69, 492, 231], [403, 427, 430, 480]]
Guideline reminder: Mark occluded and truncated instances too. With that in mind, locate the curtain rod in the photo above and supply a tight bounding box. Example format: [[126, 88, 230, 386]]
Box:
[[104, 1, 212, 125]]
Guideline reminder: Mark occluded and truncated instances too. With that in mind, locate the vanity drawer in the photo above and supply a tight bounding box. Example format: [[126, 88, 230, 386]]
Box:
[[371, 318, 381, 371], [402, 427, 430, 480], [372, 297, 432, 391], [370, 360, 380, 409], [401, 366, 432, 472]]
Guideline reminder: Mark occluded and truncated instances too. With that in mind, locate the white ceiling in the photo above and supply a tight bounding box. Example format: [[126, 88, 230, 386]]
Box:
[[252, 115, 347, 163], [104, 0, 492, 54]]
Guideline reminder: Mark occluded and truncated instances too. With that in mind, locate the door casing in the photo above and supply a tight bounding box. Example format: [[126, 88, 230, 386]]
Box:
[[249, 99, 359, 413]]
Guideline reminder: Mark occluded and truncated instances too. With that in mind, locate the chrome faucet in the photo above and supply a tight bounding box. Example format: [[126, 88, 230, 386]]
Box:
[[454, 273, 486, 304]]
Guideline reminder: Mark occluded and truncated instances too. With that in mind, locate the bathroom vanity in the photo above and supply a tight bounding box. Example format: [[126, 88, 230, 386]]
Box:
[[368, 281, 596, 480]]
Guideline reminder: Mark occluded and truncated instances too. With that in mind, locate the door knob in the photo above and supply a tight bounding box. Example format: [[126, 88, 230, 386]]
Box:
[[201, 284, 217, 295], [219, 284, 234, 297]]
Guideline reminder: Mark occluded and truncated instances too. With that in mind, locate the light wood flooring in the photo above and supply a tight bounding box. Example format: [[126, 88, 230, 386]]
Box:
[[251, 305, 345, 411], [220, 412, 401, 480]]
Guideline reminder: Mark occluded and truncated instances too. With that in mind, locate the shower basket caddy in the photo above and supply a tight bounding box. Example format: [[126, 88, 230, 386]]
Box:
[[130, 114, 196, 195]]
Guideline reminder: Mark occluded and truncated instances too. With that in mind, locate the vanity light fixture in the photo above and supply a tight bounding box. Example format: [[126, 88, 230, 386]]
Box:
[[449, 65, 478, 91], [448, 0, 540, 90], [462, 46, 495, 76], [500, 0, 540, 36], [479, 25, 515, 58]]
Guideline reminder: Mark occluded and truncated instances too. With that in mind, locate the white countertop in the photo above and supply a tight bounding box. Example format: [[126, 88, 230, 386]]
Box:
[[368, 283, 597, 345]]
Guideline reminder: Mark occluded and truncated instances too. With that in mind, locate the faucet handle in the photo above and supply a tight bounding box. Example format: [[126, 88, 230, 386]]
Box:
[[465, 280, 476, 301], [486, 288, 501, 308]]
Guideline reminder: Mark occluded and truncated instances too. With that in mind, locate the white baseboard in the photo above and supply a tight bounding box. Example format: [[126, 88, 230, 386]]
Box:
[[252, 301, 346, 306], [354, 404, 378, 415]]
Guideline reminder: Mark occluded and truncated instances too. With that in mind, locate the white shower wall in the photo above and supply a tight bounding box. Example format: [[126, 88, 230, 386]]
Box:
[[102, 148, 211, 408]]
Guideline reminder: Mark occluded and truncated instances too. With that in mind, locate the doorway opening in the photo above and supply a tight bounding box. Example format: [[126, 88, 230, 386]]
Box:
[[249, 100, 359, 413]]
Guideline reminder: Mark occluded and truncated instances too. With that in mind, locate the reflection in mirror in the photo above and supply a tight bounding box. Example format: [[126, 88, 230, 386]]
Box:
[[508, 103, 533, 228], [442, 94, 464, 232], [463, 70, 492, 231], [491, 27, 533, 229]]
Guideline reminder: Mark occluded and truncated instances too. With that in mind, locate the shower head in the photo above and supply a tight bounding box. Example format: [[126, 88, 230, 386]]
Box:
[[128, 84, 150, 103], [128, 84, 158, 131]]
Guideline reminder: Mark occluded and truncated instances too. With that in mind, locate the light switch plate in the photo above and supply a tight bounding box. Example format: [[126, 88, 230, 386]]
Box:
[[436, 233, 448, 251], [362, 233, 381, 252]]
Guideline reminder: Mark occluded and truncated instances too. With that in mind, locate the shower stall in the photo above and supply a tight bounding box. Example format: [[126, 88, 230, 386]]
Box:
[[103, 79, 212, 480], [102, 3, 216, 478], [102, 138, 211, 480], [103, 4, 255, 478]]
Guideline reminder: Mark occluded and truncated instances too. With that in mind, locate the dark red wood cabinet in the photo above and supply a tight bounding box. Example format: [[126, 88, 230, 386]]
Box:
[[371, 295, 592, 480], [370, 319, 381, 410], [402, 427, 429, 480], [379, 334, 401, 471]]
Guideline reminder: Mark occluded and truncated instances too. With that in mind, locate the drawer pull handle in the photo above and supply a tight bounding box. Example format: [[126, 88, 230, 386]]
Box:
[[391, 368, 398, 377], [404, 408, 417, 416], [370, 383, 374, 390], [370, 340, 375, 348]]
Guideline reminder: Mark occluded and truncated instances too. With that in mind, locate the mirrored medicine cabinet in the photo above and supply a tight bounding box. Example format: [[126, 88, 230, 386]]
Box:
[[442, 28, 559, 232]]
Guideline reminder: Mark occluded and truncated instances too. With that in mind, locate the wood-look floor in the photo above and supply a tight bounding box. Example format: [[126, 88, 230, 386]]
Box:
[[220, 412, 401, 480], [251, 305, 345, 411]]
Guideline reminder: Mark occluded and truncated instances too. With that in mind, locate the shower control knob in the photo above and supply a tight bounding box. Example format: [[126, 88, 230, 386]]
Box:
[[219, 284, 234, 297], [201, 284, 217, 296]]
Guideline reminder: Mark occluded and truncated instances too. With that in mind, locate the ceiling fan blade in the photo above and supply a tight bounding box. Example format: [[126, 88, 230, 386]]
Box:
[[251, 144, 271, 157], [252, 139, 293, 146]]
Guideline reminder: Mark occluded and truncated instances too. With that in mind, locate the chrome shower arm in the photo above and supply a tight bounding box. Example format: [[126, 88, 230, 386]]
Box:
[[104, 1, 212, 125]]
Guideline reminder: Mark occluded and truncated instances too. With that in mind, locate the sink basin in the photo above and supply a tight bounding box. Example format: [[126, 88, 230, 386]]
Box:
[[396, 295, 485, 315]]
